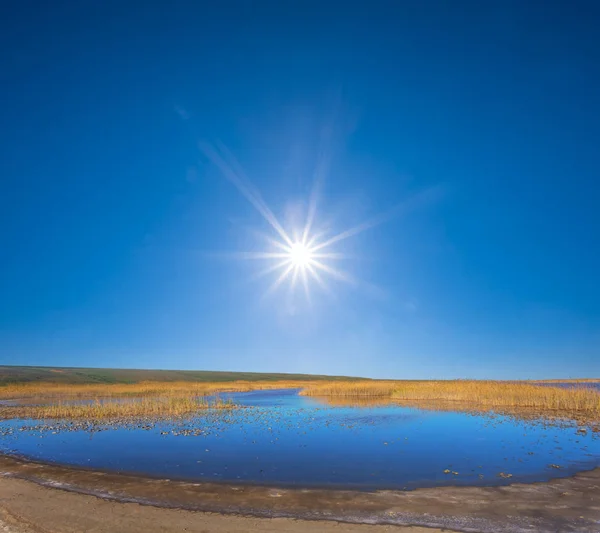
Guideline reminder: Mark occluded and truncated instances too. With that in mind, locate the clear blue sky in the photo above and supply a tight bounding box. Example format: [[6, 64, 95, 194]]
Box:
[[1, 1, 599, 379]]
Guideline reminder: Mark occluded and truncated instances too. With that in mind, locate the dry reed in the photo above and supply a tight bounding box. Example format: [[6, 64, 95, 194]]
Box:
[[299, 381, 397, 398], [3, 379, 600, 424], [0, 380, 309, 421], [5, 395, 235, 421], [392, 380, 600, 413], [300, 380, 600, 422], [0, 380, 310, 400]]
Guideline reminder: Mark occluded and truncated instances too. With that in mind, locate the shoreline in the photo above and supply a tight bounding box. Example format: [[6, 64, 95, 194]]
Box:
[[1, 454, 600, 532], [0, 476, 438, 533]]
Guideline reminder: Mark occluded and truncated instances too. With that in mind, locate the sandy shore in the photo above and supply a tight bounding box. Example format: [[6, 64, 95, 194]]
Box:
[[0, 476, 436, 533], [1, 455, 600, 532]]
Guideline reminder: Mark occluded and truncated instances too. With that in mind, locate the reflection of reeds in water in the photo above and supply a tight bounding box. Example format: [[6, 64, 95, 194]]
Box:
[[301, 380, 600, 424], [312, 396, 395, 408], [299, 381, 397, 398], [391, 399, 600, 429], [10, 395, 235, 420]]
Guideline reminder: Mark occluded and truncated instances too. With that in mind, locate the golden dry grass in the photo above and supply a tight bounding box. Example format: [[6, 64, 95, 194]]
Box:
[[5, 396, 235, 421], [299, 381, 397, 398], [0, 380, 310, 400], [3, 379, 600, 423], [0, 380, 309, 421], [392, 380, 600, 412], [300, 380, 600, 422]]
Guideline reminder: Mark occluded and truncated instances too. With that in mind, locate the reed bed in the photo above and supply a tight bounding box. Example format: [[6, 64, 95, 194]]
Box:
[[4, 379, 600, 423], [5, 395, 235, 421], [299, 381, 397, 398], [0, 379, 310, 421], [0, 379, 310, 401], [392, 380, 600, 414], [300, 380, 600, 422]]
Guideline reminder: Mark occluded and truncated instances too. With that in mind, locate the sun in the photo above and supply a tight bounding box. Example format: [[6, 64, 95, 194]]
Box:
[[200, 140, 433, 302], [288, 242, 312, 268], [199, 141, 360, 301]]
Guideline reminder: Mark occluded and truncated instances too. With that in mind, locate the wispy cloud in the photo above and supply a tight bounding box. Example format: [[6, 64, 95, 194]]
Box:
[[174, 105, 190, 120]]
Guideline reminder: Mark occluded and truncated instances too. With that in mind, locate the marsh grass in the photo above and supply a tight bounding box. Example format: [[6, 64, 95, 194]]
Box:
[[392, 380, 600, 413], [0, 380, 310, 401], [301, 380, 600, 423], [3, 378, 600, 424], [0, 380, 308, 421], [6, 395, 235, 421], [299, 381, 397, 398]]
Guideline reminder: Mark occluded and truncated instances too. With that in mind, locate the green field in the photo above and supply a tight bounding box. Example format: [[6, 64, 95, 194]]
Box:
[[0, 366, 364, 385]]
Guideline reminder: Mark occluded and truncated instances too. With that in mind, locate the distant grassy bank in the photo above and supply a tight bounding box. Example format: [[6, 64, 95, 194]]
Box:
[[0, 365, 364, 386]]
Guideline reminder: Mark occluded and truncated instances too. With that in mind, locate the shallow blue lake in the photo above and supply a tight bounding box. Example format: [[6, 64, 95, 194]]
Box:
[[1, 389, 599, 490]]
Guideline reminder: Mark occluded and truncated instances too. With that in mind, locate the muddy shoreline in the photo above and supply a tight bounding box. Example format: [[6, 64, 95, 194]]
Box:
[[1, 454, 600, 532]]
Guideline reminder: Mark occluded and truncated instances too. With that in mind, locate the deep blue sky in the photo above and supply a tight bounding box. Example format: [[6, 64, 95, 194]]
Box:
[[1, 1, 599, 379]]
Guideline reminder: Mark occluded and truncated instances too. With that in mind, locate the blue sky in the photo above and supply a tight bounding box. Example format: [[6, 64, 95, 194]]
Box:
[[1, 1, 599, 379]]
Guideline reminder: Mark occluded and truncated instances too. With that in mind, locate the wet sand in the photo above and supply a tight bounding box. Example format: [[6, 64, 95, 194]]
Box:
[[1, 455, 600, 533], [0, 477, 435, 533]]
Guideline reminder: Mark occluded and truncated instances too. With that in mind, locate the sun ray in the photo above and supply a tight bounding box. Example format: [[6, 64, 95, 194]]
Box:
[[309, 259, 357, 286], [310, 251, 347, 260], [302, 97, 342, 244], [211, 251, 291, 260], [251, 259, 292, 281], [263, 262, 296, 299], [248, 229, 293, 253], [200, 141, 294, 247], [301, 157, 326, 244], [304, 229, 329, 249], [290, 265, 300, 290], [305, 263, 334, 296], [311, 186, 441, 252], [300, 267, 311, 303]]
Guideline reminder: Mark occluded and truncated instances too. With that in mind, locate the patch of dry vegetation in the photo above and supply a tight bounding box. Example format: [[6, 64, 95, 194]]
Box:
[[301, 380, 600, 423], [392, 380, 600, 412], [0, 380, 308, 421], [0, 380, 310, 401], [3, 379, 600, 424], [299, 381, 397, 398], [8, 397, 232, 420], [8, 396, 234, 421]]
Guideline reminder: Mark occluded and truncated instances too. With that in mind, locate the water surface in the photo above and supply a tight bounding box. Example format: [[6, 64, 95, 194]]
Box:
[[1, 389, 598, 490]]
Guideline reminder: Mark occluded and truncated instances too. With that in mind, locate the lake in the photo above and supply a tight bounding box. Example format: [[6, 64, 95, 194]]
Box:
[[1, 388, 599, 490]]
